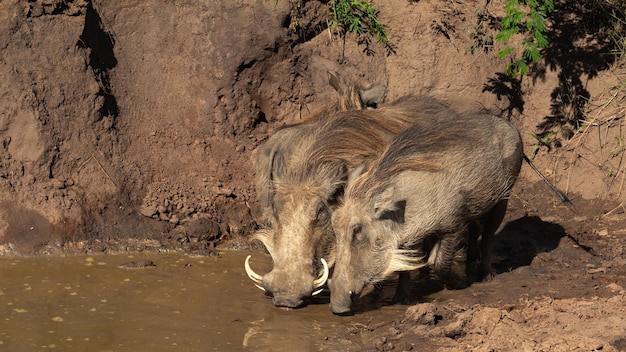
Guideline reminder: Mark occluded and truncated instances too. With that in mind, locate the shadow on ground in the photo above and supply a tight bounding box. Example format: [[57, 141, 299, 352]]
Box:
[[491, 215, 566, 274]]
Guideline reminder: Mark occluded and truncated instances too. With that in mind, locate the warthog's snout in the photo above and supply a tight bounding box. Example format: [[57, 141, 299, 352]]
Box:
[[329, 289, 359, 315], [268, 288, 305, 308], [245, 255, 329, 308], [262, 269, 311, 308]]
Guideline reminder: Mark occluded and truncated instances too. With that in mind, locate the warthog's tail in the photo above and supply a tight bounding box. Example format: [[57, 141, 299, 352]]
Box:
[[523, 154, 575, 210]]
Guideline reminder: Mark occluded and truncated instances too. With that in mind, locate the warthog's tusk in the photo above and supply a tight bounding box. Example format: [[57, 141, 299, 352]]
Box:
[[245, 255, 265, 291], [312, 258, 329, 290], [312, 287, 324, 296]]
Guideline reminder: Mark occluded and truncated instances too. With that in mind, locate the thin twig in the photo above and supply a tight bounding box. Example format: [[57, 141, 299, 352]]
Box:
[[602, 200, 626, 218], [617, 120, 626, 197], [563, 90, 619, 152], [565, 152, 576, 196], [91, 155, 119, 189], [598, 118, 604, 159], [618, 167, 626, 199], [557, 87, 624, 199]]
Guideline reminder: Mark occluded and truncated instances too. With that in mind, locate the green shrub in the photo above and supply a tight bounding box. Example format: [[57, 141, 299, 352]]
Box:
[[495, 0, 554, 77], [327, 0, 394, 54]]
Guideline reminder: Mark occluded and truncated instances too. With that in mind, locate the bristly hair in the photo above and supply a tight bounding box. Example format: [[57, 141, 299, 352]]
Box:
[[305, 100, 429, 169], [291, 95, 468, 200], [385, 249, 427, 277], [349, 118, 482, 201], [276, 157, 346, 200], [261, 77, 371, 156], [250, 228, 275, 258]]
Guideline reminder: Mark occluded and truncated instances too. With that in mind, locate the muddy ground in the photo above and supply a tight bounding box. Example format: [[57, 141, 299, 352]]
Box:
[[1, 0, 625, 350]]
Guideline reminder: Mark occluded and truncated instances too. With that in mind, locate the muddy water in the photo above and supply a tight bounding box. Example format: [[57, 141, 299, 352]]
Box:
[[0, 250, 405, 351]]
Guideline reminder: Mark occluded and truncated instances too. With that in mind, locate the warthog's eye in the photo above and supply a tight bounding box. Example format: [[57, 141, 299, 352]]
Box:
[[314, 203, 330, 225], [351, 224, 367, 244]]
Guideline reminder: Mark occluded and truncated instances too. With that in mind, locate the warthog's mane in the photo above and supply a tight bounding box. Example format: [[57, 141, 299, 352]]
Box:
[[348, 117, 483, 201], [305, 98, 437, 170], [263, 82, 375, 199], [273, 95, 460, 196], [273, 105, 419, 192]]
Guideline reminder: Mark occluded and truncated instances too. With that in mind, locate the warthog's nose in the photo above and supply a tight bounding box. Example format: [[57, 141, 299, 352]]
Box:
[[329, 291, 357, 315], [272, 295, 305, 308], [261, 274, 307, 308], [329, 302, 353, 315]]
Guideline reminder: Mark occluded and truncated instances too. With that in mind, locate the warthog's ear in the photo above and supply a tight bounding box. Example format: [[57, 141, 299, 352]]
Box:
[[325, 163, 349, 204], [373, 186, 406, 224], [327, 70, 345, 94], [269, 148, 286, 183], [359, 85, 386, 108], [347, 164, 367, 184], [379, 200, 406, 223], [328, 70, 385, 109]]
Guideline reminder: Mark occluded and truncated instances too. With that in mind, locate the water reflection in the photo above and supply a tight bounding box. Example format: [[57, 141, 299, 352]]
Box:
[[0, 250, 404, 351]]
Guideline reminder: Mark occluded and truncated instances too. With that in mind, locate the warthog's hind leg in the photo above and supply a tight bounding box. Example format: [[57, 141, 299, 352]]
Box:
[[477, 199, 509, 281]]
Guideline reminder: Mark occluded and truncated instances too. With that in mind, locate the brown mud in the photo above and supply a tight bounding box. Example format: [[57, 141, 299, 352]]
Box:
[[0, 250, 412, 351], [1, 0, 625, 350]]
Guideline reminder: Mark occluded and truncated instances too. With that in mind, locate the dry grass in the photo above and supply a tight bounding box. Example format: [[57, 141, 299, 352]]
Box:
[[554, 62, 626, 209]]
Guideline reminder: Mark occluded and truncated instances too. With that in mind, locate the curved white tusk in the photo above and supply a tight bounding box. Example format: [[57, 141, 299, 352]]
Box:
[[312, 287, 323, 296], [312, 258, 329, 289], [244, 255, 264, 286], [254, 284, 266, 292]]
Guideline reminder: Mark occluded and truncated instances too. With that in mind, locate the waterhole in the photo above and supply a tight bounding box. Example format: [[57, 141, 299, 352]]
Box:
[[0, 250, 407, 351]]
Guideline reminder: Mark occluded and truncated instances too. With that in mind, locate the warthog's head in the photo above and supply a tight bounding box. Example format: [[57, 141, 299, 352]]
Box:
[[329, 166, 426, 315], [246, 160, 347, 308]]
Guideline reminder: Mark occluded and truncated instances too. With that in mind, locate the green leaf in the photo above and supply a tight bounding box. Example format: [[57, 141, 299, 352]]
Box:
[[524, 46, 540, 62], [498, 46, 515, 59], [535, 31, 549, 48], [495, 28, 518, 42], [509, 11, 524, 27], [515, 59, 529, 76], [494, 0, 554, 77]]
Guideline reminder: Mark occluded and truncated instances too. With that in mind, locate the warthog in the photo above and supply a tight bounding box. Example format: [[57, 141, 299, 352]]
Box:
[[246, 96, 461, 308], [328, 114, 523, 315]]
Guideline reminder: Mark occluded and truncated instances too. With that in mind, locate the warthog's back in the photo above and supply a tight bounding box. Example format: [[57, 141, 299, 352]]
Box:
[[286, 95, 461, 185]]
